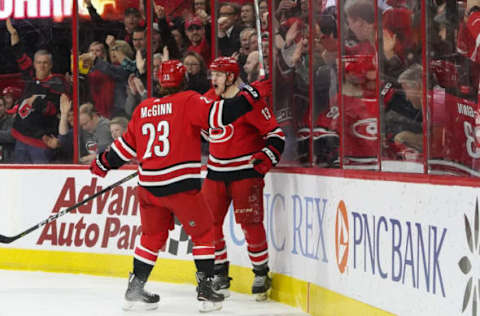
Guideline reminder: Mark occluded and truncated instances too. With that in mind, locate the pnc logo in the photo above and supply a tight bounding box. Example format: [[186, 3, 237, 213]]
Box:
[[335, 200, 349, 273]]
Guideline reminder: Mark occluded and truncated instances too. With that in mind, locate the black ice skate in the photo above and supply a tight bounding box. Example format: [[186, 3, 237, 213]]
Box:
[[196, 272, 224, 312], [212, 274, 232, 298], [252, 268, 272, 302], [122, 273, 160, 311]]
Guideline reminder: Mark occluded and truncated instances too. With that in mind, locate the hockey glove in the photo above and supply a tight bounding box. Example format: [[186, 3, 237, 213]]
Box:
[[250, 146, 280, 175], [90, 152, 111, 178], [239, 84, 261, 107]]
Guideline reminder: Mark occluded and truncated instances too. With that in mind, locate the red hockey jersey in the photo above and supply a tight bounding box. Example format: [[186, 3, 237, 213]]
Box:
[[108, 90, 229, 196], [203, 88, 285, 180], [429, 90, 480, 176], [316, 94, 379, 167]]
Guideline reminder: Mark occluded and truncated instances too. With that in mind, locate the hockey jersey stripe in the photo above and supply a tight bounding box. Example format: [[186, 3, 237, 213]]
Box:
[[207, 163, 253, 172], [192, 246, 215, 255], [137, 245, 158, 257], [111, 142, 132, 162], [118, 137, 137, 157], [266, 127, 286, 140], [208, 154, 252, 164], [250, 256, 269, 266], [193, 254, 215, 260], [134, 247, 158, 265], [139, 162, 202, 176], [249, 249, 269, 258], [209, 100, 224, 128], [139, 173, 203, 186]]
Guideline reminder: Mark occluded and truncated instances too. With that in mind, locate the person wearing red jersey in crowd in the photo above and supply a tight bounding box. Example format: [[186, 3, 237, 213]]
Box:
[[201, 57, 285, 301], [185, 17, 211, 65], [89, 60, 268, 312], [6, 18, 70, 163]]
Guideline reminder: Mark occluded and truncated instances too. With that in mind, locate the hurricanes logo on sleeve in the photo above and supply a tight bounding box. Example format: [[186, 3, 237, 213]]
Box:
[[208, 124, 234, 143]]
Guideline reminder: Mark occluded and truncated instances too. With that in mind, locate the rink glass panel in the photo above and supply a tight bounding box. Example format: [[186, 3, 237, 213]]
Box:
[[426, 1, 480, 177], [378, 0, 424, 173], [1, 0, 480, 179], [311, 1, 340, 169], [272, 0, 312, 167], [0, 14, 73, 164]]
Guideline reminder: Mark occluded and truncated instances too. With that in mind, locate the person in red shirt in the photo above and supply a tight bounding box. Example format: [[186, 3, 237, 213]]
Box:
[[185, 17, 211, 65], [202, 57, 285, 301], [90, 60, 267, 312]]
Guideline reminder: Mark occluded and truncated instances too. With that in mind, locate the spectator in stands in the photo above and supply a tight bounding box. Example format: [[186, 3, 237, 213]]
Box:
[[344, 0, 376, 97], [240, 3, 256, 28], [345, 0, 376, 49], [132, 27, 147, 52], [88, 41, 108, 60], [1, 86, 22, 110], [6, 18, 70, 164], [124, 49, 162, 117], [259, 0, 269, 17], [0, 96, 15, 163], [109, 116, 129, 140], [81, 39, 133, 118], [153, 6, 182, 60], [79, 102, 113, 164], [171, 23, 189, 57], [193, 0, 211, 24], [258, 0, 269, 30], [152, 27, 162, 54], [86, 0, 143, 48], [385, 64, 423, 153], [82, 41, 116, 118], [314, 6, 338, 112], [244, 51, 260, 83], [185, 17, 211, 65], [237, 27, 256, 81], [42, 94, 74, 163], [217, 2, 242, 57], [248, 31, 259, 56], [183, 51, 210, 94]]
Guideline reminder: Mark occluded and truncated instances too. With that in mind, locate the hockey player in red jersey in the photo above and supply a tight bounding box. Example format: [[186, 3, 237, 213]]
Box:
[[201, 57, 285, 301], [90, 60, 266, 312]]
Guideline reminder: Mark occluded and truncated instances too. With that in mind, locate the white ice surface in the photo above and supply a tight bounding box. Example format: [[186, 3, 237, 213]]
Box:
[[0, 270, 309, 316]]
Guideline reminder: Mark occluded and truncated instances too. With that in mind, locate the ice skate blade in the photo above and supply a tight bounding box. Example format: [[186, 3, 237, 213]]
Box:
[[122, 300, 159, 311], [198, 300, 223, 313]]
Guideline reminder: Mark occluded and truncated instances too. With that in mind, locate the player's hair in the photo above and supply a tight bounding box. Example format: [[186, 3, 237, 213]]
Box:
[[159, 80, 186, 96]]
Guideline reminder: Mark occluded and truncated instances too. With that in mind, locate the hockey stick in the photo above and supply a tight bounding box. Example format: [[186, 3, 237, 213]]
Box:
[[253, 0, 266, 78], [0, 171, 138, 244]]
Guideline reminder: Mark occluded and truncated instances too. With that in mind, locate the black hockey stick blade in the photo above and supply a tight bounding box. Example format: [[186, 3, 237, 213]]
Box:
[[0, 171, 138, 244]]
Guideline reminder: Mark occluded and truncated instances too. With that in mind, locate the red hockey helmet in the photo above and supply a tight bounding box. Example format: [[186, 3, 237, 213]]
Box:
[[159, 60, 186, 88], [209, 57, 240, 80]]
